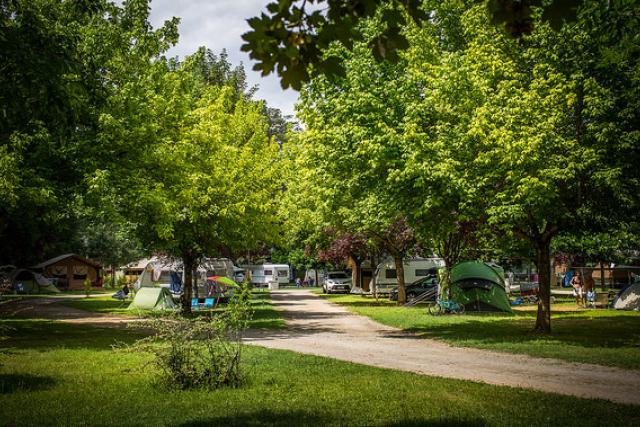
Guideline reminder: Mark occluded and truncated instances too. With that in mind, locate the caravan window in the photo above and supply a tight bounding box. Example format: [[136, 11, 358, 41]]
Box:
[[277, 270, 288, 277], [264, 269, 273, 276], [415, 269, 436, 277], [385, 269, 397, 279]]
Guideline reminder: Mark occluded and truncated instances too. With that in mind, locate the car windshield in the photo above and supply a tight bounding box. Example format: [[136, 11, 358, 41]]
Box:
[[328, 272, 348, 279]]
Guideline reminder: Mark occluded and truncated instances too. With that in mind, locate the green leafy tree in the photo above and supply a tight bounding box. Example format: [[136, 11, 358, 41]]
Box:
[[100, 50, 281, 315], [0, 0, 178, 265]]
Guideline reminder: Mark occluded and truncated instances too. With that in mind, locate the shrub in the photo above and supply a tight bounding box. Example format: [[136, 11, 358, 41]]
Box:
[[103, 275, 114, 289], [116, 274, 127, 289], [83, 278, 92, 298], [127, 283, 253, 390]]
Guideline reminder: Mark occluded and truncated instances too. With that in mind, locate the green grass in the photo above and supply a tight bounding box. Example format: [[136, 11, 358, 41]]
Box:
[[57, 296, 139, 316], [0, 319, 638, 426], [317, 293, 640, 370], [56, 292, 286, 329]]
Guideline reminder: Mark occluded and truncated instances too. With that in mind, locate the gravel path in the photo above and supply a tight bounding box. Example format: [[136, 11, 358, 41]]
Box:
[[244, 290, 640, 406]]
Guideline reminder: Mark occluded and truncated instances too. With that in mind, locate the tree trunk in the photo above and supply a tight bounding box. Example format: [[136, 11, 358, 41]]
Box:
[[350, 256, 361, 290], [440, 260, 452, 300], [181, 255, 195, 316], [394, 256, 406, 305], [533, 240, 552, 333]]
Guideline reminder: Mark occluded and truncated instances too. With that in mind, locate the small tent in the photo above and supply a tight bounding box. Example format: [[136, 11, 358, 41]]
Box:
[[10, 269, 60, 294], [612, 283, 640, 311], [128, 287, 177, 311], [450, 261, 512, 312]]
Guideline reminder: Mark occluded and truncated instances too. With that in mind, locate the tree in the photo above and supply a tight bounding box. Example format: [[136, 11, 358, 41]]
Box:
[[100, 50, 281, 315], [0, 0, 178, 265], [242, 0, 585, 90]]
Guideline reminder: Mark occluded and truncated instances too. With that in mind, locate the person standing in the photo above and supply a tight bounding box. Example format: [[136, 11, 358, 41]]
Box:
[[571, 271, 584, 306], [295, 277, 302, 288]]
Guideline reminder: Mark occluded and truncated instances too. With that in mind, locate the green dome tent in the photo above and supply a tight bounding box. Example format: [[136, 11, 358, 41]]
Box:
[[128, 287, 177, 311], [450, 261, 512, 312]]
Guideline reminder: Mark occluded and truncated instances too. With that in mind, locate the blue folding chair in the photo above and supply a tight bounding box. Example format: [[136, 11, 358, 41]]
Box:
[[204, 298, 215, 308], [191, 298, 199, 309]]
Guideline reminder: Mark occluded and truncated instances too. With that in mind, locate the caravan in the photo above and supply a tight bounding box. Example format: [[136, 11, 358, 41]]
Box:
[[370, 257, 444, 294], [244, 264, 290, 288]]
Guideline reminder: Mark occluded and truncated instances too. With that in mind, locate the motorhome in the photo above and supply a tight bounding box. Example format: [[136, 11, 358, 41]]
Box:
[[244, 264, 290, 287], [370, 257, 445, 294]]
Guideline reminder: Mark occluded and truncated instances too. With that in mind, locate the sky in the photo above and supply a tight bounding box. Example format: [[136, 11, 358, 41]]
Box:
[[148, 0, 299, 118]]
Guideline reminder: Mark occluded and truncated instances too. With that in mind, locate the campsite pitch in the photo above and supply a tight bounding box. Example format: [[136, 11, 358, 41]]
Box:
[[1, 319, 639, 426]]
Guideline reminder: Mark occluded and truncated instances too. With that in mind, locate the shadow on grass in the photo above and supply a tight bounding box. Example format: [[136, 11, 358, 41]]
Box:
[[409, 314, 640, 350], [0, 320, 145, 351], [0, 373, 57, 394], [177, 411, 486, 427]]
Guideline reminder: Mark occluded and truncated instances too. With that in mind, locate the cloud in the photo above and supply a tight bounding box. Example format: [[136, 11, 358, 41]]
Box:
[[149, 0, 299, 118]]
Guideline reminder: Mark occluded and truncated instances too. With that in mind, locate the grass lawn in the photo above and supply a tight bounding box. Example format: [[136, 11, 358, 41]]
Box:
[[0, 320, 638, 426], [56, 292, 286, 329], [316, 292, 640, 370]]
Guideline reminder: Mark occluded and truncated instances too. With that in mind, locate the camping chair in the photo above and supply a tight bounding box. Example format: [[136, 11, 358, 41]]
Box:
[[191, 298, 200, 310], [204, 297, 215, 308]]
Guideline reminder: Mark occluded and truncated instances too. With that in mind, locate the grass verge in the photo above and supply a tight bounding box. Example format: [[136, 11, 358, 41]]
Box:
[[317, 292, 640, 370], [0, 319, 637, 426], [56, 292, 286, 329]]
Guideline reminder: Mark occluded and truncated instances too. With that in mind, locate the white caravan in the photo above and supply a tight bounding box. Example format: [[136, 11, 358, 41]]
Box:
[[370, 257, 445, 293], [244, 264, 290, 287]]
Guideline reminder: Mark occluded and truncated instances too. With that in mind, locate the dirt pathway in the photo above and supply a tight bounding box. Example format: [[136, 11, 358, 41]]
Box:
[[244, 290, 640, 406]]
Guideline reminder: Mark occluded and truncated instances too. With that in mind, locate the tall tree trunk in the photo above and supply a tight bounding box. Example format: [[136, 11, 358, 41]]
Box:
[[533, 240, 552, 333], [440, 260, 452, 300], [181, 255, 195, 316], [350, 255, 361, 290], [394, 255, 406, 305]]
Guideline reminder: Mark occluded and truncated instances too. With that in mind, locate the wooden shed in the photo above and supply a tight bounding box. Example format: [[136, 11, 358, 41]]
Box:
[[32, 254, 102, 290]]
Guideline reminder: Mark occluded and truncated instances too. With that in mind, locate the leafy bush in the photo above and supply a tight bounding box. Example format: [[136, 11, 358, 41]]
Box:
[[83, 278, 92, 298], [127, 284, 253, 389], [103, 275, 114, 289]]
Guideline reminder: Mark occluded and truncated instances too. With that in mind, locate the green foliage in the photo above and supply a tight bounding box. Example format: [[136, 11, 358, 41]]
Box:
[[0, 0, 178, 265], [242, 0, 587, 90], [83, 278, 92, 298], [127, 284, 253, 390]]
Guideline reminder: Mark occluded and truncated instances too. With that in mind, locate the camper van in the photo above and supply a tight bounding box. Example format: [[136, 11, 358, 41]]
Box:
[[370, 257, 444, 294], [244, 264, 290, 287]]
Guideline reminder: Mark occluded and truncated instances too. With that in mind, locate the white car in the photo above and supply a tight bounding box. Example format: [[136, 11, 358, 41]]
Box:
[[322, 271, 351, 294]]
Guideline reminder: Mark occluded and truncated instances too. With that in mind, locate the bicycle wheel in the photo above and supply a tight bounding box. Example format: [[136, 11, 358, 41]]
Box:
[[457, 303, 465, 315], [428, 302, 443, 316]]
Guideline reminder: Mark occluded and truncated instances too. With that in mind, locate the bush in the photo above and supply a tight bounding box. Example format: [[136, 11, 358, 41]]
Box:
[[83, 278, 92, 298], [127, 284, 253, 390], [103, 275, 114, 289]]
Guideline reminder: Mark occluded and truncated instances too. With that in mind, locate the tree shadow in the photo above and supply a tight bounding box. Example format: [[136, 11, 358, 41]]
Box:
[[175, 410, 486, 427], [0, 373, 57, 394], [176, 410, 329, 426], [0, 320, 145, 351], [408, 313, 640, 350]]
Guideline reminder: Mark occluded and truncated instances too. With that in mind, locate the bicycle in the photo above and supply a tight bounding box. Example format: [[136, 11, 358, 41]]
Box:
[[428, 297, 465, 315]]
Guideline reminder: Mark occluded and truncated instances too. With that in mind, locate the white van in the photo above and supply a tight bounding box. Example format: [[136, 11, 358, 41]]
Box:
[[370, 257, 444, 294], [244, 264, 290, 287]]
